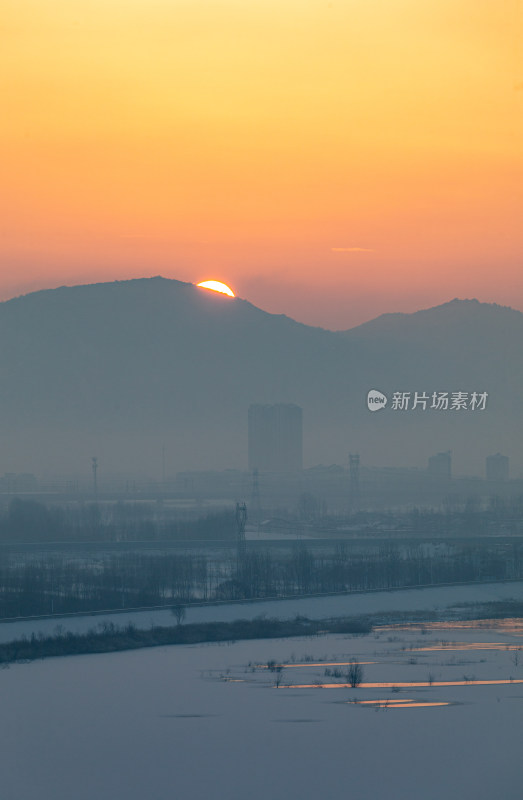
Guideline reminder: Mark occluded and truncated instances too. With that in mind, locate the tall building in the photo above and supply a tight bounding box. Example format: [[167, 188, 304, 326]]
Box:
[[427, 451, 451, 478], [486, 453, 509, 481], [248, 404, 303, 472]]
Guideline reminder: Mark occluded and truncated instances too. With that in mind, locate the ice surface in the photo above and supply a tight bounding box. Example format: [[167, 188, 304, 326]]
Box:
[[1, 614, 523, 799]]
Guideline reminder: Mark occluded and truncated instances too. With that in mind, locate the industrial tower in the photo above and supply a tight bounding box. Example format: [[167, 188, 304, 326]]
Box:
[[349, 453, 360, 511], [235, 501, 247, 561]]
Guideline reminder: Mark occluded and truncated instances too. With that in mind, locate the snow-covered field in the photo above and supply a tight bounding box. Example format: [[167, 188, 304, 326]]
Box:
[[1, 616, 522, 799], [1, 579, 522, 643]]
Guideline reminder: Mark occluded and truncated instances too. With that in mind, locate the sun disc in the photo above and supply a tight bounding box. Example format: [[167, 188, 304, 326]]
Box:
[[197, 280, 235, 297]]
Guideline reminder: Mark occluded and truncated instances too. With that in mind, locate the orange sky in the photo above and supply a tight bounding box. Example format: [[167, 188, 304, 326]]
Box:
[[2, 0, 522, 328]]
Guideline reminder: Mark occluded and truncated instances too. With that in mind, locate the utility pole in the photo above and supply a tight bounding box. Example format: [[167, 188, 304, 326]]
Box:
[[235, 501, 247, 562], [92, 457, 98, 499], [250, 468, 261, 535], [349, 453, 360, 512]]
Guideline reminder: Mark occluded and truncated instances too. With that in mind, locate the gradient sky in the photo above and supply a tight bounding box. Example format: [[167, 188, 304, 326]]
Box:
[[2, 0, 522, 328]]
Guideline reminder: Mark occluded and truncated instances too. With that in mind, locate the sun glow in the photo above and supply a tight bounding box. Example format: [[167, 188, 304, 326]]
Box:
[[1, 2, 521, 324], [197, 281, 235, 297]]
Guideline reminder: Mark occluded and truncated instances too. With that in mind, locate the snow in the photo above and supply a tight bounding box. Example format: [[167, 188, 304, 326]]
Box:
[[1, 616, 522, 799]]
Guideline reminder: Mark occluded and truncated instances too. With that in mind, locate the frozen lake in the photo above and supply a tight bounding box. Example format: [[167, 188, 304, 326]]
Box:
[[1, 615, 522, 798]]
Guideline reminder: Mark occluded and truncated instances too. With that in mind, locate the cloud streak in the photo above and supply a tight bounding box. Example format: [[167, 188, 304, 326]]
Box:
[[331, 247, 374, 253]]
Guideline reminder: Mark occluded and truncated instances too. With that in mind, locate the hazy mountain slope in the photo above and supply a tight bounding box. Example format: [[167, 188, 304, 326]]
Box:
[[0, 278, 521, 476]]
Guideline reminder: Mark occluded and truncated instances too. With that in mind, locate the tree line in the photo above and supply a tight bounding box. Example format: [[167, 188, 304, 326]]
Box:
[[0, 499, 236, 542], [1, 539, 522, 618], [1, 495, 523, 543], [0, 616, 371, 665]]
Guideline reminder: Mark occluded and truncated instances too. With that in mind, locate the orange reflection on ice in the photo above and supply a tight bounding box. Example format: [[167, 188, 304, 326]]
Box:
[[378, 619, 523, 635], [383, 703, 450, 708], [288, 679, 523, 689], [414, 642, 523, 652], [349, 699, 450, 708], [350, 698, 415, 704], [259, 661, 376, 669]]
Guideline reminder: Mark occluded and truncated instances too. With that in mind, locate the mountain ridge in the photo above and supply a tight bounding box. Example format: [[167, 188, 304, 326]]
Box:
[[4, 277, 521, 335], [0, 277, 521, 476]]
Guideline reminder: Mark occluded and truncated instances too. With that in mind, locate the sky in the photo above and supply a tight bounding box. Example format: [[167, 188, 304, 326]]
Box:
[[2, 0, 522, 329]]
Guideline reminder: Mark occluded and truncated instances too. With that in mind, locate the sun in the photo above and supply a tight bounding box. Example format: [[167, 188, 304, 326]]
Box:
[[197, 280, 235, 297]]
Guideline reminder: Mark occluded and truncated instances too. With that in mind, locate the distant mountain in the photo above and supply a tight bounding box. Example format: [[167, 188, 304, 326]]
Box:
[[0, 278, 521, 477], [346, 297, 522, 347], [344, 297, 523, 398]]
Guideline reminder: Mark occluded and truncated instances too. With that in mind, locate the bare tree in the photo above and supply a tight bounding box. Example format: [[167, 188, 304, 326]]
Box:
[[171, 603, 186, 625], [347, 660, 364, 688], [275, 667, 284, 688]]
